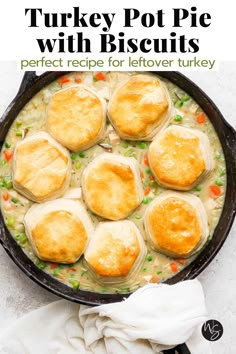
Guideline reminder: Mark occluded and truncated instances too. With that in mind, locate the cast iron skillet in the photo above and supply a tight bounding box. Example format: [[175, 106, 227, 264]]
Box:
[[0, 71, 236, 307]]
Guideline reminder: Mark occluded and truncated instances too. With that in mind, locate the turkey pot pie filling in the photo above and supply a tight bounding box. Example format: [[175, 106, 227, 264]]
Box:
[[0, 71, 226, 294]]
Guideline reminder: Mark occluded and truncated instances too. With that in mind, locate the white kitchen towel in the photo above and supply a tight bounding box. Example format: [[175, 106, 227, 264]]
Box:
[[0, 279, 212, 354]]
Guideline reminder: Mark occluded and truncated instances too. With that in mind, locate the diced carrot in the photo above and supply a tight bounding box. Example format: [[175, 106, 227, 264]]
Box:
[[67, 267, 77, 272], [144, 186, 151, 196], [144, 154, 149, 166], [149, 175, 155, 181], [67, 268, 74, 272], [196, 113, 206, 124], [140, 171, 144, 179], [4, 150, 12, 162], [95, 72, 106, 81], [75, 74, 82, 83], [177, 258, 186, 265], [3, 192, 9, 201], [170, 262, 178, 273], [59, 76, 70, 84], [150, 275, 159, 283], [209, 185, 221, 199], [50, 263, 58, 269]]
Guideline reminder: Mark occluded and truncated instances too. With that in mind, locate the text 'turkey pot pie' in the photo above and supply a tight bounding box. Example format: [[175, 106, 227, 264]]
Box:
[[84, 220, 147, 284], [148, 125, 214, 190], [82, 153, 144, 220], [12, 132, 71, 203], [47, 85, 106, 152], [108, 74, 173, 140], [24, 199, 94, 264], [144, 191, 209, 258]]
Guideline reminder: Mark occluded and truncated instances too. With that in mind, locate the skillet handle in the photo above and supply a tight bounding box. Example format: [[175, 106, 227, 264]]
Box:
[[163, 343, 191, 354], [16, 71, 38, 97]]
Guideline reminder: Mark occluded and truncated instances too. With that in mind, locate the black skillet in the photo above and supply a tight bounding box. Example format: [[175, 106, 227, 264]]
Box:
[[0, 71, 236, 308], [1, 71, 234, 354]]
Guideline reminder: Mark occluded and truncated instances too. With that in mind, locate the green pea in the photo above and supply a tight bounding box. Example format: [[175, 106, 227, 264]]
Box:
[[134, 214, 142, 220], [15, 233, 27, 245], [11, 197, 18, 204], [146, 168, 152, 175], [182, 95, 190, 102], [215, 152, 221, 160], [4, 141, 11, 148], [0, 181, 5, 188], [121, 141, 129, 149], [52, 268, 60, 276], [174, 114, 183, 122], [70, 153, 77, 160], [195, 186, 202, 192], [138, 142, 147, 149], [148, 180, 157, 188], [74, 161, 82, 169], [3, 177, 13, 190], [16, 120, 22, 127], [0, 160, 7, 166], [142, 197, 151, 204], [215, 178, 224, 186], [7, 216, 15, 228], [142, 267, 147, 272], [50, 82, 60, 91], [176, 100, 184, 107], [16, 130, 23, 137], [69, 279, 80, 289], [218, 167, 226, 176], [146, 254, 153, 262], [79, 152, 85, 158], [15, 233, 23, 240], [6, 181, 13, 190], [36, 260, 47, 269]]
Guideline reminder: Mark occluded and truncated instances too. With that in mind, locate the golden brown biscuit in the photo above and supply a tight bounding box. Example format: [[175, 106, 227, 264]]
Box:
[[108, 75, 172, 140], [12, 132, 71, 203], [84, 220, 146, 283], [82, 153, 144, 220], [144, 191, 209, 258], [47, 85, 106, 152], [24, 199, 94, 263], [148, 126, 214, 190]]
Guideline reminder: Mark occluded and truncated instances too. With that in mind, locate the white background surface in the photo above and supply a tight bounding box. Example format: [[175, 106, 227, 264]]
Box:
[[0, 62, 235, 354]]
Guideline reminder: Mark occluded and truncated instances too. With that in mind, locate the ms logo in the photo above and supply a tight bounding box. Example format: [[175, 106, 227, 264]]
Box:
[[201, 319, 223, 341]]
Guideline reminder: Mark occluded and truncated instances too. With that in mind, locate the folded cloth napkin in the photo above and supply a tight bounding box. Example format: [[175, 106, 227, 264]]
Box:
[[0, 279, 212, 354]]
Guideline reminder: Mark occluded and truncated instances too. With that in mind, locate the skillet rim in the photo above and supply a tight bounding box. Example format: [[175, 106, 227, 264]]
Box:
[[0, 70, 235, 305]]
